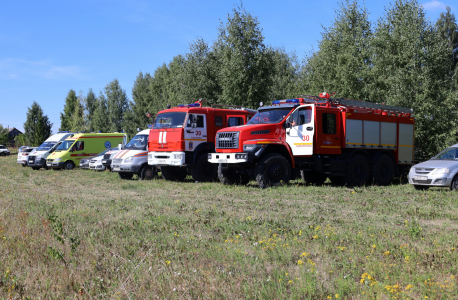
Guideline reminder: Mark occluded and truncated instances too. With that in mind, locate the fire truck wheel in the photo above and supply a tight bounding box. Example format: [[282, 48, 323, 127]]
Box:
[[255, 153, 291, 188], [65, 161, 75, 170], [161, 166, 188, 181], [218, 164, 249, 185], [140, 166, 155, 180], [346, 154, 370, 186], [119, 172, 133, 180], [329, 176, 346, 186], [192, 155, 218, 182], [300, 170, 326, 185], [372, 155, 394, 186]]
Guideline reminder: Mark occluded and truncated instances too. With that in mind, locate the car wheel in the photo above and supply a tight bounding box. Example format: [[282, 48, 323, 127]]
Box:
[[450, 175, 458, 191], [65, 161, 75, 170], [255, 153, 291, 188], [140, 166, 156, 180]]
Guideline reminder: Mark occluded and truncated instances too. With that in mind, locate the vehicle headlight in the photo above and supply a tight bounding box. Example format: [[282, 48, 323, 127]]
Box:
[[431, 168, 449, 175], [124, 156, 134, 163], [173, 154, 183, 160], [54, 158, 62, 162], [409, 167, 415, 174]]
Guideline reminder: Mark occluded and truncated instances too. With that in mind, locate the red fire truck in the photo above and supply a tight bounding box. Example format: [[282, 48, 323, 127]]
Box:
[[147, 101, 256, 182], [208, 94, 415, 188]]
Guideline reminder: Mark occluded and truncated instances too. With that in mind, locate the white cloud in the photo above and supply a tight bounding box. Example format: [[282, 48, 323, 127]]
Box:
[[0, 58, 85, 81], [422, 1, 447, 11]]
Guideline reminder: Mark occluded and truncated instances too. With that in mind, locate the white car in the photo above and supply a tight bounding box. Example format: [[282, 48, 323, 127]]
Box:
[[408, 143, 458, 190], [89, 148, 115, 171], [0, 145, 10, 156], [17, 147, 36, 167]]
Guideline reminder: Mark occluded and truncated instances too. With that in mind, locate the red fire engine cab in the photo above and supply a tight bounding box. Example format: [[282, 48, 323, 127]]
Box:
[[208, 95, 415, 188], [147, 101, 256, 182]]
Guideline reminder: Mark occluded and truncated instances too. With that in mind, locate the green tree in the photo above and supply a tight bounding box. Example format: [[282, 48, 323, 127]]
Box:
[[301, 0, 372, 100], [215, 4, 273, 108], [59, 89, 77, 131], [371, 0, 456, 160], [128, 72, 153, 137], [0, 124, 8, 145], [85, 88, 97, 132], [435, 6, 458, 87], [71, 91, 86, 132], [269, 48, 301, 100], [105, 79, 129, 132], [24, 102, 52, 146], [92, 92, 110, 133]]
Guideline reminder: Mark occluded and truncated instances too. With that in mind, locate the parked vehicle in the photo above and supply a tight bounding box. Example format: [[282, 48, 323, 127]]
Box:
[[208, 93, 415, 188], [408, 144, 458, 190], [46, 133, 126, 170], [89, 148, 116, 171], [147, 100, 256, 182], [0, 145, 10, 156], [101, 148, 121, 171], [80, 158, 91, 170], [17, 147, 36, 167], [111, 129, 156, 180], [27, 132, 75, 170]]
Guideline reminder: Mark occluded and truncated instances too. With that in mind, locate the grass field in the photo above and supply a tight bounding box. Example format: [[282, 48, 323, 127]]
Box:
[[1, 155, 458, 299]]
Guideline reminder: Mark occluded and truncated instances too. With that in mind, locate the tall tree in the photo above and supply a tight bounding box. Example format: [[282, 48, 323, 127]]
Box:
[[436, 6, 458, 87], [269, 48, 300, 100], [129, 72, 153, 136], [105, 79, 129, 132], [71, 91, 86, 132], [371, 0, 456, 160], [92, 92, 110, 133], [85, 88, 97, 132], [302, 0, 372, 100], [59, 89, 77, 131], [24, 102, 52, 146], [0, 124, 8, 145], [215, 4, 273, 108]]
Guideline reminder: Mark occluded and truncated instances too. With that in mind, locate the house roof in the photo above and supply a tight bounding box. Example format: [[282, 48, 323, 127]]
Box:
[[8, 127, 22, 134]]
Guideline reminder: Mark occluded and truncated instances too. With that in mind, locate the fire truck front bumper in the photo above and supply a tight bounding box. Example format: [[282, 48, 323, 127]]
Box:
[[148, 151, 186, 166], [208, 153, 251, 164]]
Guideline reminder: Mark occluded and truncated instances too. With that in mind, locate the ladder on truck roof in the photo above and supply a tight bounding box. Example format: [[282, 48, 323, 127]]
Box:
[[298, 95, 412, 114]]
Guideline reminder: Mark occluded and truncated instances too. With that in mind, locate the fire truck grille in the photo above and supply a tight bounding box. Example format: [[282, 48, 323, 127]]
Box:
[[216, 132, 239, 149]]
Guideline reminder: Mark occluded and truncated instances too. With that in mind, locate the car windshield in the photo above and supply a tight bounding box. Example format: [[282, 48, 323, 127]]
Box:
[[0, 146, 5, 149], [20, 148, 34, 153], [124, 135, 148, 150], [431, 147, 458, 160], [153, 112, 187, 128], [36, 142, 57, 151], [247, 108, 293, 125], [56, 140, 76, 151]]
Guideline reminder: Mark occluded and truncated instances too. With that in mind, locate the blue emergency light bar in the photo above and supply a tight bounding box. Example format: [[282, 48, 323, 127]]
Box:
[[177, 103, 201, 107], [271, 99, 300, 105]]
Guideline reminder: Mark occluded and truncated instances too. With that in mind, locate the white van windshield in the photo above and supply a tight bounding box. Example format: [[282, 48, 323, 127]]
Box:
[[124, 135, 148, 150], [37, 142, 57, 151]]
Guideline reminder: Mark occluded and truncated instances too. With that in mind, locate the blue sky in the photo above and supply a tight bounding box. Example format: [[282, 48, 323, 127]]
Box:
[[0, 0, 454, 134]]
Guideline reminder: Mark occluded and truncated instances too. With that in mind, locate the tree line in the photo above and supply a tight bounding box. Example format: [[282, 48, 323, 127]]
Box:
[[37, 1, 458, 159]]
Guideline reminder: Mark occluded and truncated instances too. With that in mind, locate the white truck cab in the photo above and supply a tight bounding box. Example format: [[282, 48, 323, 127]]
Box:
[[111, 129, 157, 180], [27, 132, 75, 170]]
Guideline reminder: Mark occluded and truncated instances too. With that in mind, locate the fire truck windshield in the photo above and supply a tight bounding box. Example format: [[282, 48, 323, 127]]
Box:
[[153, 112, 187, 129], [247, 108, 293, 124]]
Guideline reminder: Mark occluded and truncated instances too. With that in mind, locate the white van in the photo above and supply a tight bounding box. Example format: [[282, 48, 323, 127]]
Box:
[[27, 132, 75, 170]]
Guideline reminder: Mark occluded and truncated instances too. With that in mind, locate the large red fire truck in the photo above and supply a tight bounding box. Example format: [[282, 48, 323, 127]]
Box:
[[208, 93, 415, 188], [147, 101, 256, 182]]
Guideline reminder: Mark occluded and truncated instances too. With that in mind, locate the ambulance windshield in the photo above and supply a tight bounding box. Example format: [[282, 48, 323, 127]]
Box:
[[56, 140, 75, 151], [153, 112, 187, 128], [36, 142, 57, 151], [124, 135, 148, 150], [247, 108, 293, 125]]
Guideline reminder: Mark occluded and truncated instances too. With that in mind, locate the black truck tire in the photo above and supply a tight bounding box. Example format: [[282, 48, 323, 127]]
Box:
[[191, 155, 217, 182], [345, 154, 370, 187], [139, 165, 156, 180], [371, 154, 395, 186], [300, 170, 327, 186], [255, 153, 291, 188], [161, 166, 188, 181], [218, 164, 249, 185], [119, 172, 134, 180]]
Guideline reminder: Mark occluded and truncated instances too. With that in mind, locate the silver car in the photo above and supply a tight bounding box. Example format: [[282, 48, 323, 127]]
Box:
[[408, 144, 458, 190]]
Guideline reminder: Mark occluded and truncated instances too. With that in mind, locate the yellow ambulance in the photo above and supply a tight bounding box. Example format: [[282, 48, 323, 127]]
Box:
[[46, 133, 127, 170]]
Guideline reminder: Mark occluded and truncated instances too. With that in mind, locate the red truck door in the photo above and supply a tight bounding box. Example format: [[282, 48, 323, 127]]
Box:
[[184, 114, 207, 151], [315, 109, 341, 155], [285, 105, 315, 156]]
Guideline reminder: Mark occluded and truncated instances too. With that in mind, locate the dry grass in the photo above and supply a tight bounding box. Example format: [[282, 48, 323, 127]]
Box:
[[1, 155, 458, 299]]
